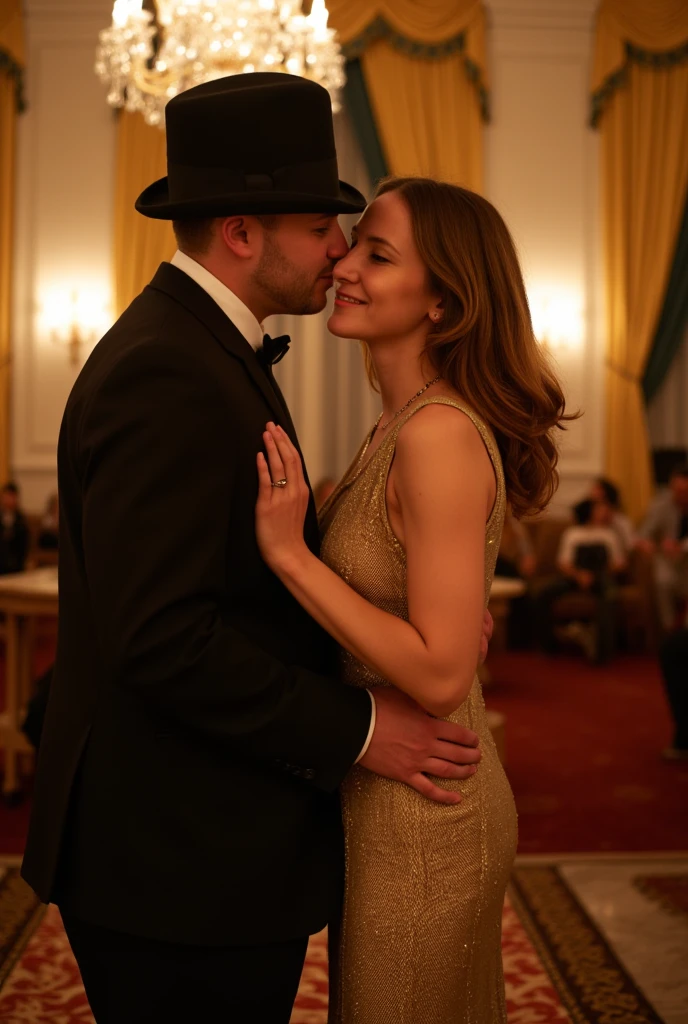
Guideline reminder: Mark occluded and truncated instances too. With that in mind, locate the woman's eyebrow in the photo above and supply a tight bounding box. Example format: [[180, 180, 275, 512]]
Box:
[[367, 234, 400, 256], [350, 226, 400, 256]]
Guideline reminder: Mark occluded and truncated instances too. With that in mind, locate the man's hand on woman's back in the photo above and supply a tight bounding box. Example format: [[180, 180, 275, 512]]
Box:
[[359, 687, 481, 806]]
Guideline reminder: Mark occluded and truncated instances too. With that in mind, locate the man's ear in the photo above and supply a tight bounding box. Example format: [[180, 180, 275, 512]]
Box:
[[220, 216, 259, 259]]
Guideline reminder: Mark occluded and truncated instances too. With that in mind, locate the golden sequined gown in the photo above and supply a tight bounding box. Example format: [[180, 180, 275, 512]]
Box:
[[319, 397, 518, 1024]]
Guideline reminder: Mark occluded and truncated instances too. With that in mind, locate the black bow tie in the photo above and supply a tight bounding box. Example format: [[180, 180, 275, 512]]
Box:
[[258, 333, 291, 370]]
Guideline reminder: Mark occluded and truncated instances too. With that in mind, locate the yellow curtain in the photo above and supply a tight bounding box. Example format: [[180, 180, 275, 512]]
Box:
[[328, 0, 487, 190], [592, 0, 688, 123], [327, 0, 485, 52], [593, 0, 688, 522], [0, 0, 25, 485], [114, 111, 176, 315]]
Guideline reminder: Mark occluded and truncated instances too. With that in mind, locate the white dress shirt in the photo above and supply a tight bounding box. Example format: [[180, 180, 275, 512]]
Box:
[[169, 250, 376, 762], [171, 250, 264, 350], [557, 525, 625, 568]]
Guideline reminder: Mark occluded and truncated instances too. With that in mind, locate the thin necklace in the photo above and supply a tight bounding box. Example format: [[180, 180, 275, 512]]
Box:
[[378, 375, 442, 431]]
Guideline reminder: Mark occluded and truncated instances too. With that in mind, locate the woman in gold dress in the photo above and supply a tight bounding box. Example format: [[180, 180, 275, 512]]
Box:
[[255, 178, 571, 1022]]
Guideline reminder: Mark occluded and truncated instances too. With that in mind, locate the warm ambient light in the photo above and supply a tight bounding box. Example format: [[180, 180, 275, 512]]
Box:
[[527, 286, 585, 351], [39, 287, 112, 366], [96, 0, 345, 128]]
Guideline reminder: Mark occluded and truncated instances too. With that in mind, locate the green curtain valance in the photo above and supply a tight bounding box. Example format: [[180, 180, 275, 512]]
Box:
[[341, 16, 489, 122], [0, 48, 24, 112], [591, 39, 688, 127]]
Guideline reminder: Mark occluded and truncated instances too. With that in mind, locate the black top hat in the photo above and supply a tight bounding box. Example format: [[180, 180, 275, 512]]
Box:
[[135, 72, 367, 219]]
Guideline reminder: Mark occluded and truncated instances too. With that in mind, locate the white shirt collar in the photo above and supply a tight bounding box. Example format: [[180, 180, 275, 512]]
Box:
[[170, 250, 264, 352]]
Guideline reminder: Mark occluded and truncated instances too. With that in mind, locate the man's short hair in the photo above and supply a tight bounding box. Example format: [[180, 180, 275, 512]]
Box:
[[172, 214, 279, 256], [255, 214, 279, 231], [670, 463, 688, 480], [172, 218, 217, 256], [1, 481, 19, 495]]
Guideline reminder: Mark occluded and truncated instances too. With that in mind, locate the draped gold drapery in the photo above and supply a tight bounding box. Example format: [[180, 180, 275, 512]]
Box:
[[592, 0, 688, 522], [0, 0, 25, 484], [328, 0, 487, 190], [113, 111, 175, 315]]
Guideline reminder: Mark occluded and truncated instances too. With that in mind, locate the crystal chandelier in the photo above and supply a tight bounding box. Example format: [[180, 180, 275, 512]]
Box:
[[95, 0, 345, 127]]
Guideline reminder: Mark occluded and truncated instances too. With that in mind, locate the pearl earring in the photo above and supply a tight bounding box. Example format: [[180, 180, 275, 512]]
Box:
[[431, 312, 441, 322]]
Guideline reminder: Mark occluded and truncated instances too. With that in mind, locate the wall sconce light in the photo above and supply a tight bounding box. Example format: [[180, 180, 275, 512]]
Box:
[[528, 287, 585, 352], [39, 287, 111, 366]]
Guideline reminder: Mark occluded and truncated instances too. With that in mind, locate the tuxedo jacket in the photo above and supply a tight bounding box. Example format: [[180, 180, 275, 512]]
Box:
[[21, 263, 371, 946]]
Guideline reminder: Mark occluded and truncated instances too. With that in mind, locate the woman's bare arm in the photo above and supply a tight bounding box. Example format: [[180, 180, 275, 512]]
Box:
[[256, 408, 495, 718]]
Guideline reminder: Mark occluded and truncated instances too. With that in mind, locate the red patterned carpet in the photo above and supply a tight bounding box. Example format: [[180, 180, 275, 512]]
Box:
[[483, 651, 688, 853], [0, 899, 570, 1024]]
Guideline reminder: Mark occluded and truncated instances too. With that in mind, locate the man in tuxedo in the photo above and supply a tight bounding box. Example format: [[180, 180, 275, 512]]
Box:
[[22, 74, 488, 1023]]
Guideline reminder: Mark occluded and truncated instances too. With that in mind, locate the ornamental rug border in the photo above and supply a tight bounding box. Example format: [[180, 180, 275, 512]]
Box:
[[0, 865, 46, 989], [509, 865, 663, 1024]]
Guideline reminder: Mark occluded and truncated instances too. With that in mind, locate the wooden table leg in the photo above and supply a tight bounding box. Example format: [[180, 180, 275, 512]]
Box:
[[19, 616, 34, 708]]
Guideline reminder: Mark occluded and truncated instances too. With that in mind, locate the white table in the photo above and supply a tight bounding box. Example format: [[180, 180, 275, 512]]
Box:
[[0, 568, 58, 794]]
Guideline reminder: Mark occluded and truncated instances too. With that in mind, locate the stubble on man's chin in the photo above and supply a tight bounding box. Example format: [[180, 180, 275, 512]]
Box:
[[253, 236, 327, 316]]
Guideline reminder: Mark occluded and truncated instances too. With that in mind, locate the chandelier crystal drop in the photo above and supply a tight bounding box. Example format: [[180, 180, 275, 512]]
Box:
[[95, 0, 345, 127]]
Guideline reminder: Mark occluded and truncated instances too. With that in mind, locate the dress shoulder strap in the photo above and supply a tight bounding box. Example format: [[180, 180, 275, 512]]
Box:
[[391, 396, 506, 523]]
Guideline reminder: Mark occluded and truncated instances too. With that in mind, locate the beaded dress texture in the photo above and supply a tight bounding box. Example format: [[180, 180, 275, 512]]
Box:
[[319, 397, 518, 1024]]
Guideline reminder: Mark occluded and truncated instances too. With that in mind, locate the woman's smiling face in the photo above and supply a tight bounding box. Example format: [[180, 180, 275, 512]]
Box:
[[328, 190, 440, 343]]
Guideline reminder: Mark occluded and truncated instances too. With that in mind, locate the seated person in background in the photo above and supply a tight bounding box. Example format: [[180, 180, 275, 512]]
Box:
[[38, 492, 59, 550], [637, 463, 688, 632], [659, 608, 688, 761], [534, 497, 627, 663], [589, 476, 635, 555], [0, 481, 29, 576]]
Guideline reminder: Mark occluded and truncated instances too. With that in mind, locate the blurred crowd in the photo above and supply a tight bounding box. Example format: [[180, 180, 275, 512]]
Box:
[[497, 466, 688, 761]]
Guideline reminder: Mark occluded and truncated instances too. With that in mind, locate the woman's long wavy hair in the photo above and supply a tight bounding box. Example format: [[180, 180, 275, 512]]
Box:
[[367, 177, 577, 517]]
